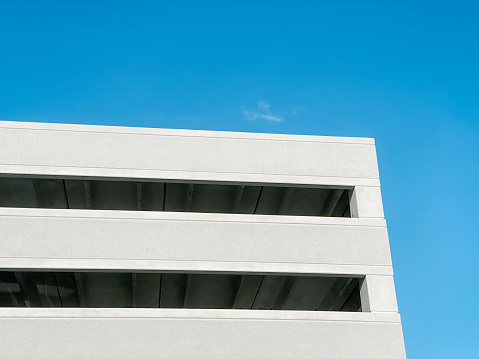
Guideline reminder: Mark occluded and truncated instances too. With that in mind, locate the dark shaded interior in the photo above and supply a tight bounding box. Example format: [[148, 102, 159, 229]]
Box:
[[0, 271, 362, 311], [0, 176, 352, 217]]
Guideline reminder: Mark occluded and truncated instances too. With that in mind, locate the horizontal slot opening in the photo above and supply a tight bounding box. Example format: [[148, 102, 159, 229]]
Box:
[[0, 176, 352, 217], [0, 271, 362, 312]]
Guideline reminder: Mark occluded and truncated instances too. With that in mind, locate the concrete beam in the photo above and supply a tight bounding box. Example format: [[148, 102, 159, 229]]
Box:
[[0, 209, 393, 274], [0, 308, 406, 359], [0, 121, 380, 187]]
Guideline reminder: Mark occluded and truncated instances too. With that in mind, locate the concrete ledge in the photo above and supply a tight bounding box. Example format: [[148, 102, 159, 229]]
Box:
[[0, 120, 380, 186], [0, 258, 394, 276], [0, 207, 387, 226], [0, 308, 406, 359], [0, 308, 401, 322], [0, 120, 376, 144], [0, 209, 393, 273]]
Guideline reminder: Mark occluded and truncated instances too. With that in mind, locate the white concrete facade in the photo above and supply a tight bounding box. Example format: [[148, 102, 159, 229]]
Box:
[[0, 121, 406, 358]]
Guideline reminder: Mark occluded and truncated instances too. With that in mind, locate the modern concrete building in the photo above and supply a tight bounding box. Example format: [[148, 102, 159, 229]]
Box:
[[0, 120, 406, 358]]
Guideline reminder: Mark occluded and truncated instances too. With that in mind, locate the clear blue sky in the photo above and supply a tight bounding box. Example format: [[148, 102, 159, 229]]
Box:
[[1, 1, 478, 357]]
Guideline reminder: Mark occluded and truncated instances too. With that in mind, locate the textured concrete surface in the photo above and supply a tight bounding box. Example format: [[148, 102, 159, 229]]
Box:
[[0, 309, 406, 359], [0, 121, 405, 358]]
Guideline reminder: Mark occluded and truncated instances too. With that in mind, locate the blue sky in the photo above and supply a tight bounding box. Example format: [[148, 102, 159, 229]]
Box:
[[1, 1, 478, 357]]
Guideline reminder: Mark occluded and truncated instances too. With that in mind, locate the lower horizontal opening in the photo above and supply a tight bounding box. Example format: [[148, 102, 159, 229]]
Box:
[[0, 271, 362, 312]]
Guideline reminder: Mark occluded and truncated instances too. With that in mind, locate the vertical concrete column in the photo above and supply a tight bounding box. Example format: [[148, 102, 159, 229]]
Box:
[[352, 185, 397, 314], [360, 275, 398, 313], [350, 186, 385, 218]]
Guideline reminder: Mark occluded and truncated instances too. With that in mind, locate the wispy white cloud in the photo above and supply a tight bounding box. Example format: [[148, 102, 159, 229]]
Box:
[[243, 101, 284, 123], [243, 110, 283, 123], [257, 101, 270, 110]]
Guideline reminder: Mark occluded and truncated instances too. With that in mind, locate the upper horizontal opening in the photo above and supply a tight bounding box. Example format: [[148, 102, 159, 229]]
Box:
[[0, 176, 352, 217], [0, 270, 362, 312]]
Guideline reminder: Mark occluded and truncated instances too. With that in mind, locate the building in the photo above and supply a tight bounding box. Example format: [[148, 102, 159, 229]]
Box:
[[0, 120, 406, 358]]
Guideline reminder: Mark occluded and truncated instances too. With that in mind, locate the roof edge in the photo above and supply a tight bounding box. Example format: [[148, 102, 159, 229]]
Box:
[[0, 120, 375, 145]]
